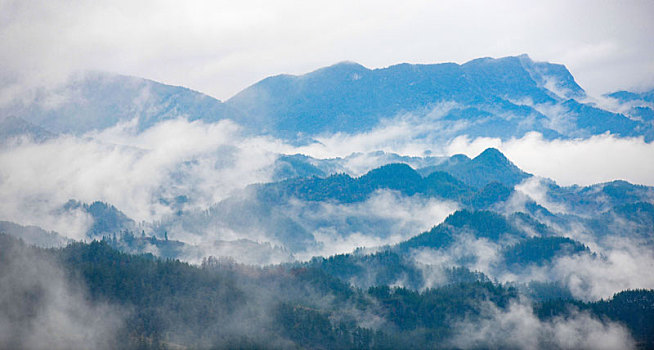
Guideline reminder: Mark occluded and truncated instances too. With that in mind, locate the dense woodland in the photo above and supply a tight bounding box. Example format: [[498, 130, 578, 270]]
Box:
[[1, 233, 652, 349]]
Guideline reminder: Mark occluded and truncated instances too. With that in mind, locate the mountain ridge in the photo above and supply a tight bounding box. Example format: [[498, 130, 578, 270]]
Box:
[[226, 55, 585, 138], [0, 71, 242, 135], [2, 55, 651, 142]]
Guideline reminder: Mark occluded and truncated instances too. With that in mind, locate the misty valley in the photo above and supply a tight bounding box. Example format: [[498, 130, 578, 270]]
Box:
[[1, 55, 654, 349]]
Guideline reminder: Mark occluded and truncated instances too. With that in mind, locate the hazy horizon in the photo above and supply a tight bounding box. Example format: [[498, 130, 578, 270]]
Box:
[[1, 0, 653, 102]]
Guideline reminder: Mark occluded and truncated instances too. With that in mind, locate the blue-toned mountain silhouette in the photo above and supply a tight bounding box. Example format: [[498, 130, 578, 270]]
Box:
[[605, 88, 654, 138], [227, 54, 651, 141], [0, 116, 54, 143], [0, 71, 240, 135], [1, 55, 651, 142], [148, 148, 653, 259]]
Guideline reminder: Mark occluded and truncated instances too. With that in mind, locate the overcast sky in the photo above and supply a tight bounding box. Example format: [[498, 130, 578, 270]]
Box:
[[1, 0, 653, 101]]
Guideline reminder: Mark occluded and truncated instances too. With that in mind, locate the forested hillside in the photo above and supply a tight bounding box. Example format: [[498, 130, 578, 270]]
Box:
[[1, 234, 652, 349]]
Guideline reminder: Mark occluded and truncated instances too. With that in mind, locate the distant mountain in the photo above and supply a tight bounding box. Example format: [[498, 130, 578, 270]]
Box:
[[104, 230, 292, 265], [271, 151, 448, 181], [0, 71, 240, 135], [397, 209, 526, 253], [226, 54, 651, 141], [605, 88, 654, 136], [502, 236, 591, 268], [257, 163, 475, 205], [420, 148, 530, 188], [0, 220, 69, 247], [226, 55, 568, 135], [4, 56, 650, 142], [154, 148, 528, 255], [153, 146, 654, 258], [23, 148, 649, 264], [303, 209, 590, 290], [545, 179, 654, 216], [0, 116, 54, 143], [261, 148, 528, 203], [607, 88, 654, 104], [271, 154, 331, 180], [587, 201, 654, 244], [63, 200, 136, 237], [560, 99, 648, 138]]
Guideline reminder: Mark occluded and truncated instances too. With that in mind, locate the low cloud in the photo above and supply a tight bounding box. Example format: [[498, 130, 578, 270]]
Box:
[[0, 118, 289, 238], [583, 94, 654, 118], [0, 238, 125, 349], [449, 298, 635, 350], [294, 102, 460, 160], [1, 111, 652, 267], [293, 190, 458, 259], [412, 235, 502, 288], [513, 176, 569, 214], [292, 110, 654, 187], [540, 238, 654, 301], [411, 219, 654, 300], [160, 189, 458, 263]]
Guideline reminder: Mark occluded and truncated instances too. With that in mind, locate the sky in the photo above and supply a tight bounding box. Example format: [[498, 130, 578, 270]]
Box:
[[1, 0, 653, 101]]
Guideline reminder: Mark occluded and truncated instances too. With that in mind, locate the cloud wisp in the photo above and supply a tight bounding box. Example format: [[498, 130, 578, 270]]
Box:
[[2, 111, 653, 247], [0, 117, 290, 238], [0, 237, 125, 349], [449, 298, 635, 350], [295, 109, 654, 186]]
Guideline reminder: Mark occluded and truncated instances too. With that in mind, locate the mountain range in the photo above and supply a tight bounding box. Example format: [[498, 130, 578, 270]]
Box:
[[1, 55, 654, 349], [2, 55, 653, 143]]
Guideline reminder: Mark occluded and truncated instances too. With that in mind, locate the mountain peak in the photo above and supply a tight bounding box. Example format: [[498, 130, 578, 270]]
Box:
[[462, 55, 585, 101], [450, 154, 471, 162], [517, 53, 532, 60], [607, 89, 654, 104], [429, 148, 529, 188], [360, 163, 421, 182], [470, 148, 525, 177], [332, 61, 367, 69], [473, 148, 508, 163], [309, 61, 369, 77], [463, 54, 526, 67], [1, 72, 235, 135]]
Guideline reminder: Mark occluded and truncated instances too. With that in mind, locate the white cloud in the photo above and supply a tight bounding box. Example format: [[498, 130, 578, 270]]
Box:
[[546, 239, 654, 301], [447, 132, 654, 186], [296, 119, 654, 187], [0, 240, 125, 349], [3, 108, 652, 243], [449, 299, 635, 350], [0, 118, 290, 237], [159, 188, 458, 263], [412, 235, 503, 285], [514, 176, 569, 214], [294, 190, 458, 259], [411, 218, 654, 301]]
